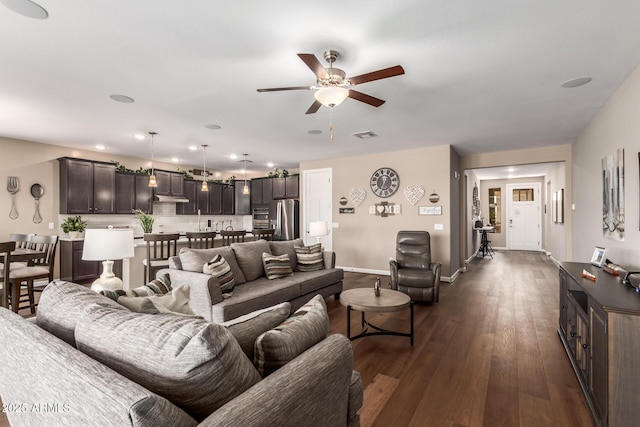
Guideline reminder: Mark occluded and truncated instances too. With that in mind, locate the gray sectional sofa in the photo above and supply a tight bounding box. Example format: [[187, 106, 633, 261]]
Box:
[[0, 279, 362, 427], [167, 238, 344, 322]]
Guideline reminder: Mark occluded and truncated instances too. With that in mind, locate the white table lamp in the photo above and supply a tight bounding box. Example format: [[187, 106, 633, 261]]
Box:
[[82, 228, 134, 292], [309, 221, 329, 244]]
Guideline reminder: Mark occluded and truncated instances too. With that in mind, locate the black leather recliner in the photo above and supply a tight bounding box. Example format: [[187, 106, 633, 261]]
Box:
[[389, 231, 441, 303]]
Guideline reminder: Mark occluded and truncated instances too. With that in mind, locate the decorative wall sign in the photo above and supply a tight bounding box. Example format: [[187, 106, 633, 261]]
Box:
[[369, 202, 401, 217], [403, 185, 424, 206], [339, 207, 355, 214], [419, 206, 442, 215], [348, 187, 366, 207], [602, 149, 624, 241]]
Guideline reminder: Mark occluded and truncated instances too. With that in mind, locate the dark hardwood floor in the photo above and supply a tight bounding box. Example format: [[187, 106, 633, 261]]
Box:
[[1, 251, 593, 426], [328, 251, 593, 427]]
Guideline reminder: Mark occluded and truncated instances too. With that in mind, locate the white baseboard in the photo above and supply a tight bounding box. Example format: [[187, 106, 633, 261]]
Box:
[[549, 255, 561, 266]]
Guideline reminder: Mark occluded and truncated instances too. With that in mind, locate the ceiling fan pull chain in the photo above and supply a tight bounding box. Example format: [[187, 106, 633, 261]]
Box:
[[329, 107, 334, 140]]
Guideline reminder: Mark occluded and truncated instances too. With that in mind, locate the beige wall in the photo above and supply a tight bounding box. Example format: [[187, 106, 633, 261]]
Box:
[[573, 64, 640, 267], [301, 145, 456, 278]]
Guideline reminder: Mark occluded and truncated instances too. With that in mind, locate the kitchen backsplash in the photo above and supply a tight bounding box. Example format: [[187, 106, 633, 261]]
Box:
[[59, 202, 252, 237]]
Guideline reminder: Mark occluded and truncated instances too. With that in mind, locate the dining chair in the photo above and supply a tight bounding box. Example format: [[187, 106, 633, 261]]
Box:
[[186, 231, 216, 249], [10, 234, 58, 313], [252, 228, 275, 241], [7, 233, 34, 270], [143, 233, 180, 283], [220, 230, 246, 246], [0, 241, 16, 309]]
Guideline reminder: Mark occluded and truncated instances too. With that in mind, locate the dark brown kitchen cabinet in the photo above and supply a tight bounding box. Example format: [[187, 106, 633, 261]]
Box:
[[251, 178, 273, 206], [235, 180, 250, 215], [60, 240, 121, 284], [558, 262, 640, 427], [197, 184, 210, 214], [222, 184, 235, 215], [177, 179, 198, 215], [116, 173, 153, 214], [209, 183, 223, 215], [155, 170, 184, 196], [59, 158, 116, 214], [272, 175, 299, 199]]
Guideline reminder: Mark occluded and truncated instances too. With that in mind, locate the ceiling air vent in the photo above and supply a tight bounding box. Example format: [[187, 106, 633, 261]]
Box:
[[352, 131, 378, 139]]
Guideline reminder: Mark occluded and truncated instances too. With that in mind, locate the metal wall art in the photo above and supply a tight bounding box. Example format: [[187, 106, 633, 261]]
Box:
[[602, 149, 624, 241], [403, 185, 424, 206], [348, 188, 366, 207]]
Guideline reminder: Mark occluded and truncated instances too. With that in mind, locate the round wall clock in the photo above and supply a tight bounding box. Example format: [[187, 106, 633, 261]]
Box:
[[370, 167, 400, 198]]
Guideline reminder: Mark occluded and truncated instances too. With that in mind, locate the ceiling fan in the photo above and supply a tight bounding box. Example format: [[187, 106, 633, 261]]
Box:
[[257, 50, 405, 114]]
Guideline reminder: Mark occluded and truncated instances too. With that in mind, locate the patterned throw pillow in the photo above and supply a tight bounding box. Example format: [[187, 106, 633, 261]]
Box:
[[100, 272, 172, 302], [253, 294, 329, 377], [117, 285, 196, 315], [203, 254, 235, 298], [294, 243, 324, 272], [262, 252, 293, 280]]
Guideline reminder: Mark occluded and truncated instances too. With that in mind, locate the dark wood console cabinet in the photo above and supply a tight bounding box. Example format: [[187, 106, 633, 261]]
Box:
[[558, 262, 640, 426]]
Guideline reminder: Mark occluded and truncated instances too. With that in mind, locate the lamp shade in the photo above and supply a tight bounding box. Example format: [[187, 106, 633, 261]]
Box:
[[82, 228, 134, 261], [309, 221, 329, 238], [314, 87, 349, 107]]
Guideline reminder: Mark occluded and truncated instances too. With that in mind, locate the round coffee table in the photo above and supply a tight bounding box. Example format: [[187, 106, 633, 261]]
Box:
[[340, 288, 414, 345]]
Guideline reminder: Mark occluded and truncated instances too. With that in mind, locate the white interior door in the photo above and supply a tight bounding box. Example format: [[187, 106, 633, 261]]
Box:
[[507, 183, 541, 251], [302, 168, 332, 250]]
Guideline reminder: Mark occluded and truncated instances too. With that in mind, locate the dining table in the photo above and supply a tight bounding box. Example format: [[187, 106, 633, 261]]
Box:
[[0, 248, 47, 310]]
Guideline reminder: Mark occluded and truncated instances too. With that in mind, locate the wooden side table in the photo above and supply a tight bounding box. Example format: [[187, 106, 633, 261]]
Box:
[[340, 287, 414, 345]]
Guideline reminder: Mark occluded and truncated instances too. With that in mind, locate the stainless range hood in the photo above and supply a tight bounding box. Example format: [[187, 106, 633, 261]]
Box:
[[153, 195, 189, 203]]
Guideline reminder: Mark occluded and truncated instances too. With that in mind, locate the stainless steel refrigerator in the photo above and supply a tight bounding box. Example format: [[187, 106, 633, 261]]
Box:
[[272, 199, 299, 240]]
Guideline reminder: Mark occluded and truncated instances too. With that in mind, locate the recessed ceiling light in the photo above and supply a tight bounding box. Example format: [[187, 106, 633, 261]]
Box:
[[171, 157, 179, 163], [230, 154, 238, 160], [267, 162, 274, 168], [308, 130, 322, 135], [95, 144, 105, 150], [214, 172, 222, 178], [188, 145, 198, 151], [110, 94, 135, 103], [561, 77, 592, 88], [205, 124, 221, 130], [0, 0, 48, 19], [134, 133, 145, 140]]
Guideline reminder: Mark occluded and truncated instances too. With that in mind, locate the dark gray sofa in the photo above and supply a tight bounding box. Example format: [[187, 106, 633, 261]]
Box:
[[167, 238, 344, 322]]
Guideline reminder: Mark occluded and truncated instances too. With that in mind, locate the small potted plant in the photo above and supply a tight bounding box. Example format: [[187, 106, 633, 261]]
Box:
[[134, 209, 155, 233], [61, 215, 87, 239]]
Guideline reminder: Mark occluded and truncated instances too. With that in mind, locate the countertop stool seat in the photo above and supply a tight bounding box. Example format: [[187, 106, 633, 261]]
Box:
[[142, 233, 179, 284], [220, 230, 246, 246], [252, 228, 275, 241], [186, 231, 216, 249]]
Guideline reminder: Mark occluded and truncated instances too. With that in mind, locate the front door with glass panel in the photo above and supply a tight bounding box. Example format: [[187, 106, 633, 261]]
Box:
[[507, 183, 541, 251]]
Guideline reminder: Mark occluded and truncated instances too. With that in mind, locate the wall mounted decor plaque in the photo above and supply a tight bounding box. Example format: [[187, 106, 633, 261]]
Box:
[[348, 187, 366, 207], [404, 185, 424, 206]]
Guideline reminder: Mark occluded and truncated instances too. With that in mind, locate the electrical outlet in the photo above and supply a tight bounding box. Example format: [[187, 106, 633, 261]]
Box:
[[434, 224, 444, 231], [48, 222, 55, 230], [332, 222, 339, 228]]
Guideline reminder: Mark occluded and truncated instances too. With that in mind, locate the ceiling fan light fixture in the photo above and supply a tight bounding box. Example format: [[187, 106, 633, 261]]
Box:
[[314, 87, 349, 107]]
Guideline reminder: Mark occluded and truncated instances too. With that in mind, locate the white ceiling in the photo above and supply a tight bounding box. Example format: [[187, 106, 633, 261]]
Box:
[[2, 1, 640, 175]]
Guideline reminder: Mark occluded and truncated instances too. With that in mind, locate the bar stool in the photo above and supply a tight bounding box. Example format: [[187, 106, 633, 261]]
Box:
[[7, 233, 34, 270], [12, 234, 58, 313], [186, 231, 216, 249], [252, 229, 275, 241], [143, 233, 179, 283], [0, 241, 16, 310], [220, 230, 246, 246]]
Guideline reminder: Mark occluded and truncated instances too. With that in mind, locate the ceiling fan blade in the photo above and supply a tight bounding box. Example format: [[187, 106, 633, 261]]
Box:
[[298, 53, 330, 80], [305, 100, 322, 114], [348, 90, 386, 107], [257, 86, 312, 92], [348, 65, 405, 86]]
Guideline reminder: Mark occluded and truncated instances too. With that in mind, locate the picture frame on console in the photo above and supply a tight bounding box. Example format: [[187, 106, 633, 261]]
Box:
[[590, 246, 606, 267]]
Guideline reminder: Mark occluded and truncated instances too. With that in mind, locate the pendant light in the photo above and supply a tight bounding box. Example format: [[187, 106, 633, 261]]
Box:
[[201, 144, 208, 191], [242, 153, 250, 195], [148, 131, 157, 187]]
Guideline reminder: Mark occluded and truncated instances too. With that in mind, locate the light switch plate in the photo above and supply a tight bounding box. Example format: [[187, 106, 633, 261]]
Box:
[[48, 222, 55, 230], [434, 224, 444, 230], [332, 222, 339, 228]]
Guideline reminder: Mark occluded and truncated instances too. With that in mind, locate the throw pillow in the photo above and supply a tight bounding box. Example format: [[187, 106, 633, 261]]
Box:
[[178, 247, 247, 285], [268, 238, 304, 270], [253, 294, 329, 377], [117, 285, 195, 315], [262, 252, 293, 280], [294, 243, 324, 272], [221, 302, 291, 359], [231, 239, 272, 281], [203, 254, 235, 297], [75, 304, 261, 421], [100, 272, 172, 302]]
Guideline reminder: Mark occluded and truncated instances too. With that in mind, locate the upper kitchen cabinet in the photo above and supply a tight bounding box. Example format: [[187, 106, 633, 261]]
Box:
[[155, 170, 184, 197], [251, 178, 273, 206], [115, 172, 153, 214], [222, 184, 235, 215], [235, 180, 250, 215], [59, 158, 116, 214], [272, 174, 299, 199], [177, 179, 198, 215]]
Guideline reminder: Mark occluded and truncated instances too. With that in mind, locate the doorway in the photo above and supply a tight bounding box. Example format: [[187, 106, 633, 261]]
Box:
[[506, 183, 541, 251], [302, 168, 332, 250]]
